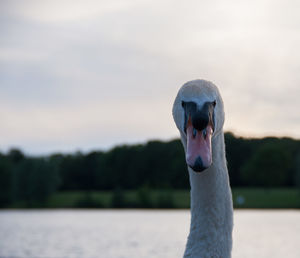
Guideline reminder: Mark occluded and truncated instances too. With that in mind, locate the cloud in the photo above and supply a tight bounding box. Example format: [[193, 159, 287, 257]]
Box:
[[1, 0, 300, 154], [1, 0, 151, 23]]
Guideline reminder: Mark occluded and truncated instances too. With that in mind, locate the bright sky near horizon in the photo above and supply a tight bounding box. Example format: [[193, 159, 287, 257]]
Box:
[[1, 0, 300, 155]]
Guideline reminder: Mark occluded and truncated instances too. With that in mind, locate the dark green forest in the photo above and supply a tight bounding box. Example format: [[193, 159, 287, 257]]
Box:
[[0, 132, 300, 208]]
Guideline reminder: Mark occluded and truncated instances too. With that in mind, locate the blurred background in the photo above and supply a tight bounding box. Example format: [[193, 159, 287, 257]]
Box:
[[0, 0, 299, 209], [0, 0, 300, 258]]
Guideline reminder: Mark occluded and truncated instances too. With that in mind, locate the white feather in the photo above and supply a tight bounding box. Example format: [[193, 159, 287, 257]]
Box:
[[173, 79, 233, 258]]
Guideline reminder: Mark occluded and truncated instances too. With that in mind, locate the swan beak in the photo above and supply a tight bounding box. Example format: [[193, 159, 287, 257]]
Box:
[[186, 118, 213, 172], [182, 101, 215, 172]]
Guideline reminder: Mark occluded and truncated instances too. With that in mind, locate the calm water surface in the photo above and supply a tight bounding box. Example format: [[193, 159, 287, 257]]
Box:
[[0, 210, 299, 258]]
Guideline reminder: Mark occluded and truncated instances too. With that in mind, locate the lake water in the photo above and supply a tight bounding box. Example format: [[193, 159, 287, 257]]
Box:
[[0, 210, 299, 258]]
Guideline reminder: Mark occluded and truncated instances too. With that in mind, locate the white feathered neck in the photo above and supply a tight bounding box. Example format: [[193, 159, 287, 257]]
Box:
[[184, 132, 233, 258], [172, 80, 233, 258]]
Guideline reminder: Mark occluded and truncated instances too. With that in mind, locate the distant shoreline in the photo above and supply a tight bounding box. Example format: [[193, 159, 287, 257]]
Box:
[[4, 188, 300, 209]]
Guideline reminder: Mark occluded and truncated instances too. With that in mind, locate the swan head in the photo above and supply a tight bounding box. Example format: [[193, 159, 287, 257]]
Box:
[[172, 79, 225, 172]]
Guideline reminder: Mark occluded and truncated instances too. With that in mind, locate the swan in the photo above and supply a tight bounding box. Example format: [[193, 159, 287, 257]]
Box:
[[172, 79, 233, 258]]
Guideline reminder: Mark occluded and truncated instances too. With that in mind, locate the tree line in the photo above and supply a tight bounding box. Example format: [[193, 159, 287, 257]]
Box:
[[0, 132, 299, 207]]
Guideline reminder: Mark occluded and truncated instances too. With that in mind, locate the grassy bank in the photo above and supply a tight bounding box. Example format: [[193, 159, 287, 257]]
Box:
[[45, 189, 190, 209], [232, 188, 300, 209], [7, 188, 299, 209]]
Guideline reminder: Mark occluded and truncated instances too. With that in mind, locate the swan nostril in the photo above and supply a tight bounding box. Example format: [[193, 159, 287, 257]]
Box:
[[192, 128, 197, 138], [202, 128, 207, 139]]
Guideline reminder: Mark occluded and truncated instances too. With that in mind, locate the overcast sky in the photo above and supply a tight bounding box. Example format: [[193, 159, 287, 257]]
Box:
[[1, 0, 300, 155]]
